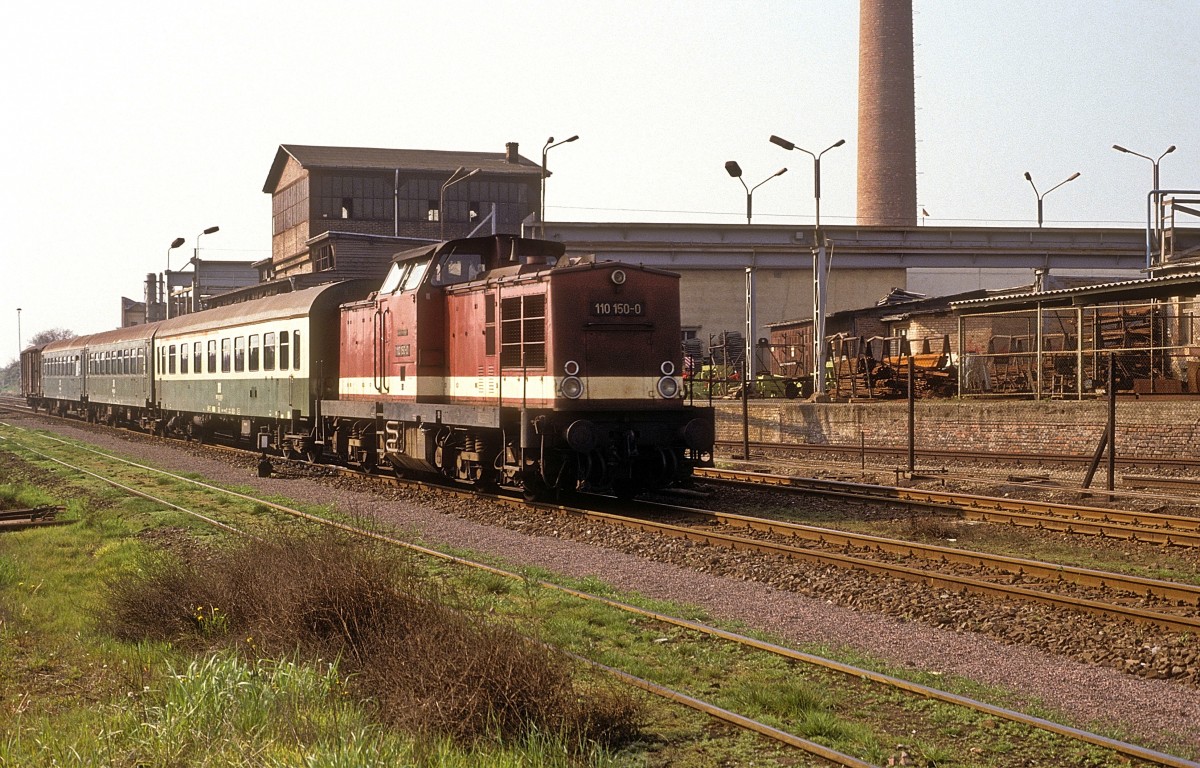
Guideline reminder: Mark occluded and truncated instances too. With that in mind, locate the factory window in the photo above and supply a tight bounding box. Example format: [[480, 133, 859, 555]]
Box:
[[500, 293, 546, 369], [234, 336, 245, 372], [312, 243, 334, 272], [221, 338, 231, 373], [279, 331, 289, 371], [341, 198, 353, 219], [264, 332, 276, 371], [248, 334, 260, 372], [193, 342, 202, 374], [207, 340, 217, 373], [426, 202, 439, 222]]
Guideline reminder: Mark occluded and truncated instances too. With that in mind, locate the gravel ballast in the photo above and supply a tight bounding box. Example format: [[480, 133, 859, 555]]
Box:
[[11, 417, 1200, 754]]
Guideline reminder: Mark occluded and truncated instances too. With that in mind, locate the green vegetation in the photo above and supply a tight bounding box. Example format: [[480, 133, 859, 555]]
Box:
[[0, 430, 1187, 766]]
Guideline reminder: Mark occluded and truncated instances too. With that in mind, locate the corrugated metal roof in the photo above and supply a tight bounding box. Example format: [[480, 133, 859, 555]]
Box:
[[950, 271, 1200, 311], [264, 144, 542, 192]]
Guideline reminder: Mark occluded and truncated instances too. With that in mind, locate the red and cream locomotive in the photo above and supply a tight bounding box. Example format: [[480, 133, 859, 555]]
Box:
[[20, 235, 714, 500], [321, 235, 714, 498]]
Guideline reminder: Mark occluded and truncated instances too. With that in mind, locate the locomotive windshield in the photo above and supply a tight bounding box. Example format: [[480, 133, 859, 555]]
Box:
[[379, 259, 430, 294]]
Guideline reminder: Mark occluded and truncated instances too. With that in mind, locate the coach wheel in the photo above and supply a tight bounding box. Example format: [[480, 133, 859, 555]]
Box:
[[522, 474, 550, 503]]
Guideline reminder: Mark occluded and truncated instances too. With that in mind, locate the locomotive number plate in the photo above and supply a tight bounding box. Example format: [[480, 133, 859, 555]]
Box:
[[591, 301, 645, 317]]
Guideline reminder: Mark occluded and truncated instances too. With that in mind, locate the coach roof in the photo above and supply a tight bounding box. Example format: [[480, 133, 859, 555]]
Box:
[[155, 281, 373, 336]]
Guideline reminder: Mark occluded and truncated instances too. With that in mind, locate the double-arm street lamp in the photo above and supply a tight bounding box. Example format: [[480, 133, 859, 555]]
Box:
[[440, 167, 481, 241], [541, 135, 578, 237], [1023, 171, 1080, 227], [1112, 143, 1175, 236], [769, 135, 846, 397], [724, 162, 787, 224], [164, 236, 185, 319], [191, 226, 220, 314]]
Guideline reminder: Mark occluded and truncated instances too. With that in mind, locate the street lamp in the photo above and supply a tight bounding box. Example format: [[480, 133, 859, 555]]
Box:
[[769, 135, 846, 397], [768, 136, 845, 227], [164, 236, 185, 319], [191, 226, 219, 314], [1112, 143, 1175, 235], [16, 308, 21, 355], [724, 161, 787, 224], [541, 135, 578, 238], [1023, 171, 1080, 227], [439, 167, 481, 241]]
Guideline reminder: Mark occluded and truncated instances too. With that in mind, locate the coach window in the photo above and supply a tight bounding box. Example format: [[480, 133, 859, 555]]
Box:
[[248, 334, 260, 372], [138, 348, 145, 375], [293, 331, 301, 370], [192, 342, 201, 374], [169, 345, 177, 375], [279, 331, 290, 371], [221, 338, 232, 373], [234, 336, 246, 372], [264, 332, 276, 371], [207, 340, 217, 373], [179, 343, 188, 374]]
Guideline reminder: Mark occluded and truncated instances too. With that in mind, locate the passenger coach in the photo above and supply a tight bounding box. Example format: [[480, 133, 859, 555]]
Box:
[[154, 280, 372, 452]]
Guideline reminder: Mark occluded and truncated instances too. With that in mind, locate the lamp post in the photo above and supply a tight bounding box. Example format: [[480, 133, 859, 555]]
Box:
[[16, 307, 21, 355], [541, 135, 578, 238], [191, 226, 219, 314], [164, 236, 185, 319], [769, 135, 846, 397], [724, 162, 787, 224], [439, 167, 481, 241], [1022, 171, 1080, 227], [1112, 143, 1175, 236]]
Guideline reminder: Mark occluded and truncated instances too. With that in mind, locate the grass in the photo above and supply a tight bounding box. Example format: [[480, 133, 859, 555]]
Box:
[[1, 428, 1193, 765]]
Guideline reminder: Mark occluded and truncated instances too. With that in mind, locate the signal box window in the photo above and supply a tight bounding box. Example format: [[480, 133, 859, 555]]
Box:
[[264, 332, 276, 371]]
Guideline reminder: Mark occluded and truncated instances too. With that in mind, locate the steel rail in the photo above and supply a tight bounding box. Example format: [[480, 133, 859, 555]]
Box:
[[716, 438, 1200, 471], [556, 504, 1200, 634], [4, 424, 1195, 767], [0, 427, 879, 766], [696, 467, 1200, 546], [635, 501, 1200, 608]]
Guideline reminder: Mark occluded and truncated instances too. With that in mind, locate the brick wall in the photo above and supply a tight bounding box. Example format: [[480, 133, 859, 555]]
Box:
[[713, 399, 1200, 460]]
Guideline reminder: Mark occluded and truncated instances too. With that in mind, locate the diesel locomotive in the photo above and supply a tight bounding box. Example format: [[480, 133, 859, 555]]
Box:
[[19, 235, 714, 499]]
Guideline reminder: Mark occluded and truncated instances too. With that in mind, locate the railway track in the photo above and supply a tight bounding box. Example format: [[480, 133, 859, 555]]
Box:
[[1, 420, 1193, 768], [717, 438, 1200, 472], [696, 466, 1200, 548]]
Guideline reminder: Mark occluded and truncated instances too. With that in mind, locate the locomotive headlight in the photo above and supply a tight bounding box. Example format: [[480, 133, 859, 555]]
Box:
[[564, 360, 579, 376], [656, 375, 680, 399], [560, 376, 584, 399], [660, 360, 675, 376]]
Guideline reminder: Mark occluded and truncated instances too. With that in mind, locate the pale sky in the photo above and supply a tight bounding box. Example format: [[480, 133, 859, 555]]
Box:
[[3, 0, 1197, 360]]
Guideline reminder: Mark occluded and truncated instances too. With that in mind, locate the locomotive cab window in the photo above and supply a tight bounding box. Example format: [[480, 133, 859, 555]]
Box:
[[431, 251, 484, 287]]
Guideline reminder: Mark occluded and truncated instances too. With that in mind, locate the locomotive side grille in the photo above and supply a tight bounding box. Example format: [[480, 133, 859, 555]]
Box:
[[500, 294, 546, 369]]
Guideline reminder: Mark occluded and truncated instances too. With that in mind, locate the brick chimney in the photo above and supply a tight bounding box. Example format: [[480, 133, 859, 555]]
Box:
[[505, 142, 519, 163], [857, 0, 917, 226]]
